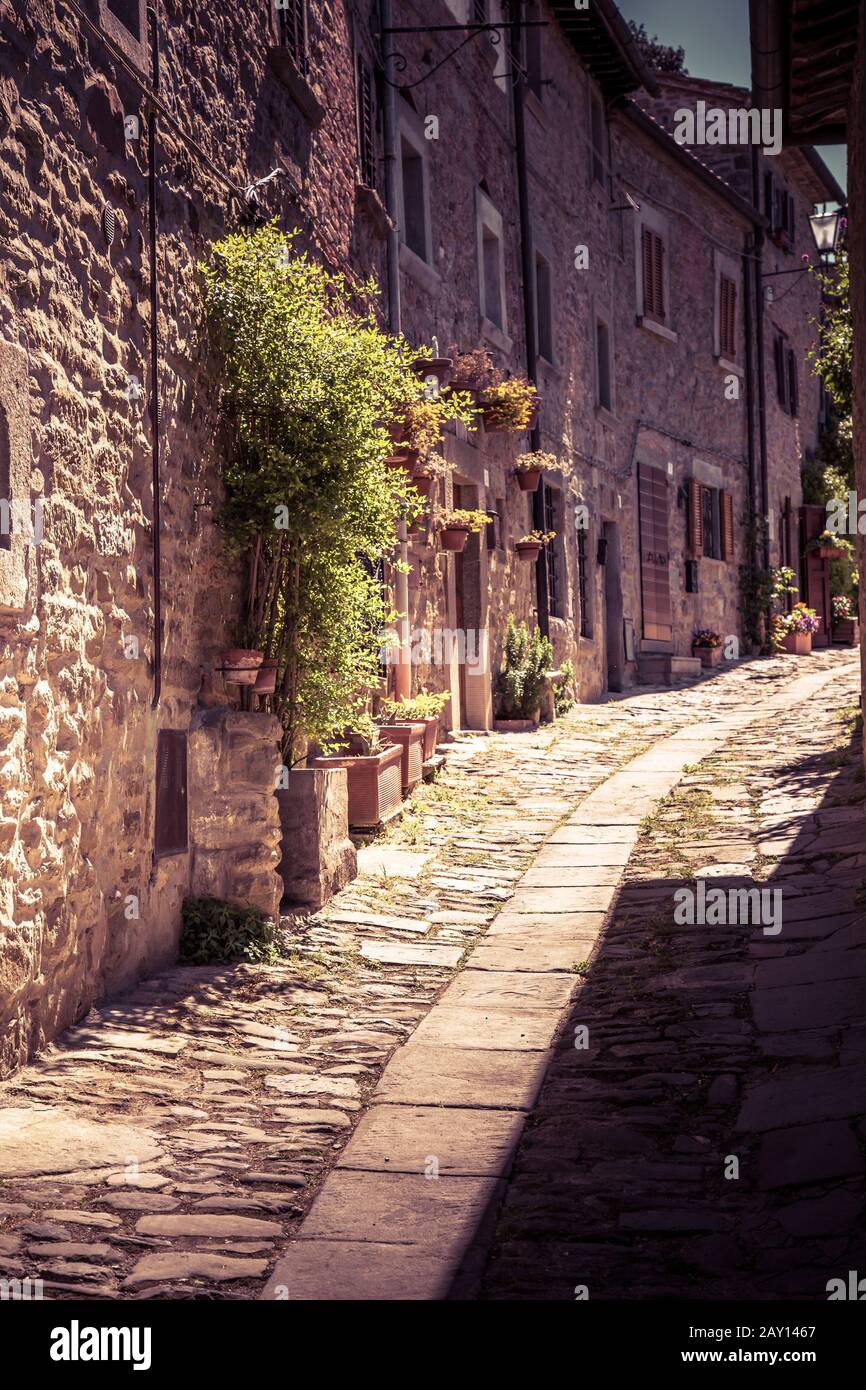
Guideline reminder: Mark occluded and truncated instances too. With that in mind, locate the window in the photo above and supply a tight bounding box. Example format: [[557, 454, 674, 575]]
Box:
[[107, 0, 142, 38], [275, 0, 308, 74], [719, 274, 737, 360], [545, 485, 561, 619], [765, 172, 795, 248], [641, 225, 665, 323], [688, 478, 735, 562], [154, 730, 188, 857], [595, 317, 612, 412], [524, 1, 544, 99], [535, 250, 554, 361], [400, 136, 429, 262], [590, 92, 606, 185], [577, 525, 591, 637], [356, 55, 377, 190], [472, 0, 487, 21], [773, 333, 799, 415], [477, 188, 507, 335], [496, 497, 506, 549]]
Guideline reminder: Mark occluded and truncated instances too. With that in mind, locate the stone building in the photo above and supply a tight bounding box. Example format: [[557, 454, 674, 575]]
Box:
[[0, 0, 844, 1074]]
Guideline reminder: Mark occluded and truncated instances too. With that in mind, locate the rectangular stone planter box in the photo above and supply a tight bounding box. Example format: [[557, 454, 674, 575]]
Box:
[[419, 715, 439, 762], [833, 619, 860, 646], [692, 645, 722, 668], [781, 632, 813, 655], [312, 743, 403, 830], [380, 722, 426, 793], [276, 768, 357, 911]]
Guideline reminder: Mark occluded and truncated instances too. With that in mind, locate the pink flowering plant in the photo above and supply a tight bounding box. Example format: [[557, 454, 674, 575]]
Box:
[[692, 629, 722, 649], [832, 594, 854, 624]]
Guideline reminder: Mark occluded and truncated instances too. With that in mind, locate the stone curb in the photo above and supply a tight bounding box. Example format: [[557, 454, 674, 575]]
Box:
[[261, 664, 848, 1301]]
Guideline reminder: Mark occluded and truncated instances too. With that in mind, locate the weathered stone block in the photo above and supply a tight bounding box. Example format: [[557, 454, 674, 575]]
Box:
[[277, 767, 357, 910]]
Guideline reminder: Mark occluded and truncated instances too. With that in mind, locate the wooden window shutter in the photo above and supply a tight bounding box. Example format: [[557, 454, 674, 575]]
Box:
[[641, 226, 654, 316], [774, 335, 787, 408], [764, 172, 775, 225], [155, 729, 188, 856], [787, 349, 799, 416], [652, 231, 664, 320], [688, 478, 704, 557], [719, 275, 736, 358], [721, 490, 735, 561], [642, 227, 665, 322], [356, 55, 376, 189]]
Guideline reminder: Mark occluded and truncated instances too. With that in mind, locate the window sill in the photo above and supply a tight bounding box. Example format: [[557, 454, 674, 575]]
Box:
[[356, 184, 393, 238], [595, 404, 616, 426], [716, 355, 743, 377], [399, 241, 440, 295], [98, 1, 148, 72], [537, 353, 560, 378], [525, 89, 548, 128], [481, 316, 513, 356], [637, 315, 677, 344], [267, 48, 325, 126]]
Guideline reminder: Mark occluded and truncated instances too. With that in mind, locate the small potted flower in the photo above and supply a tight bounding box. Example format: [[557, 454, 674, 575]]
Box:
[[439, 508, 489, 553], [807, 529, 847, 560], [832, 594, 859, 646], [776, 603, 821, 654], [692, 629, 723, 668], [480, 375, 539, 433], [410, 344, 453, 393], [446, 346, 499, 397], [514, 450, 556, 493], [515, 529, 555, 563]]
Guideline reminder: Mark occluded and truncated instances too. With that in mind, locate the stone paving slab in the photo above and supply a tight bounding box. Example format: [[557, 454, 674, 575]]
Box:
[[336, 1104, 524, 1176], [372, 1044, 550, 1110]]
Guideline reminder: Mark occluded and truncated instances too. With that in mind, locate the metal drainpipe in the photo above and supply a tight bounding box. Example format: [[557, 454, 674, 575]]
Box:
[[147, 5, 162, 708], [380, 0, 411, 701], [751, 150, 770, 574], [509, 0, 549, 636]]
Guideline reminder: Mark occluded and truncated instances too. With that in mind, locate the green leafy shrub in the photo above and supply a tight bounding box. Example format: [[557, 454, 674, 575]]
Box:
[[180, 897, 281, 965], [554, 659, 576, 716], [496, 616, 553, 719]]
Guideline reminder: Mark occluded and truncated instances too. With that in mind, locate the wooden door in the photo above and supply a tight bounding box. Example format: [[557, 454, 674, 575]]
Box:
[[638, 463, 673, 643]]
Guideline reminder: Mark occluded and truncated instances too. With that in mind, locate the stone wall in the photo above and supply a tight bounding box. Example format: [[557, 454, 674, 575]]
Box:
[[852, 1, 866, 773]]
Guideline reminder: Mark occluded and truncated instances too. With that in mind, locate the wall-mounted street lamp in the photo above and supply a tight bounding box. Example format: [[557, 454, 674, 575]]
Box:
[[762, 204, 846, 297]]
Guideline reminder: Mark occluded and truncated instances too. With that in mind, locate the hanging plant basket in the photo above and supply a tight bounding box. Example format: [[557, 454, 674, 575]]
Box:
[[253, 658, 279, 694], [440, 524, 470, 553], [515, 540, 542, 563], [218, 648, 264, 685], [515, 466, 542, 493], [816, 545, 845, 560], [385, 447, 420, 472], [411, 357, 453, 390], [411, 470, 435, 498]]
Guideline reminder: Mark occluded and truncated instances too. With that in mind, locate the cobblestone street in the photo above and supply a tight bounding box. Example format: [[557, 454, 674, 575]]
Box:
[[0, 650, 862, 1301]]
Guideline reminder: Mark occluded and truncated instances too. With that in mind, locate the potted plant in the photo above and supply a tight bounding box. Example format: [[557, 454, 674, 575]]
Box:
[[253, 656, 280, 694], [832, 594, 860, 646], [410, 344, 453, 392], [807, 529, 847, 560], [775, 603, 821, 654], [312, 717, 404, 830], [375, 717, 426, 793], [446, 345, 499, 397], [480, 375, 539, 433], [411, 450, 452, 499], [379, 689, 450, 761], [439, 508, 489, 553], [691, 629, 723, 668], [218, 647, 264, 685], [515, 529, 555, 562], [514, 450, 556, 493], [494, 616, 553, 731]]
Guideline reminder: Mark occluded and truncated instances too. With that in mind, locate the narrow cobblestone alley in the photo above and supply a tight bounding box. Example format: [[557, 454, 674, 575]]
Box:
[[0, 651, 862, 1301]]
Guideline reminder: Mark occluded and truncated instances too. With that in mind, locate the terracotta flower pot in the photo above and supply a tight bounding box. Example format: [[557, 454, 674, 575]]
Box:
[[782, 632, 813, 655], [515, 541, 542, 563], [380, 721, 425, 792], [692, 645, 722, 668], [312, 742, 403, 830], [411, 471, 435, 498], [385, 447, 420, 472], [411, 357, 453, 390], [516, 466, 542, 492], [253, 658, 279, 694], [219, 648, 264, 685], [441, 525, 470, 553]]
